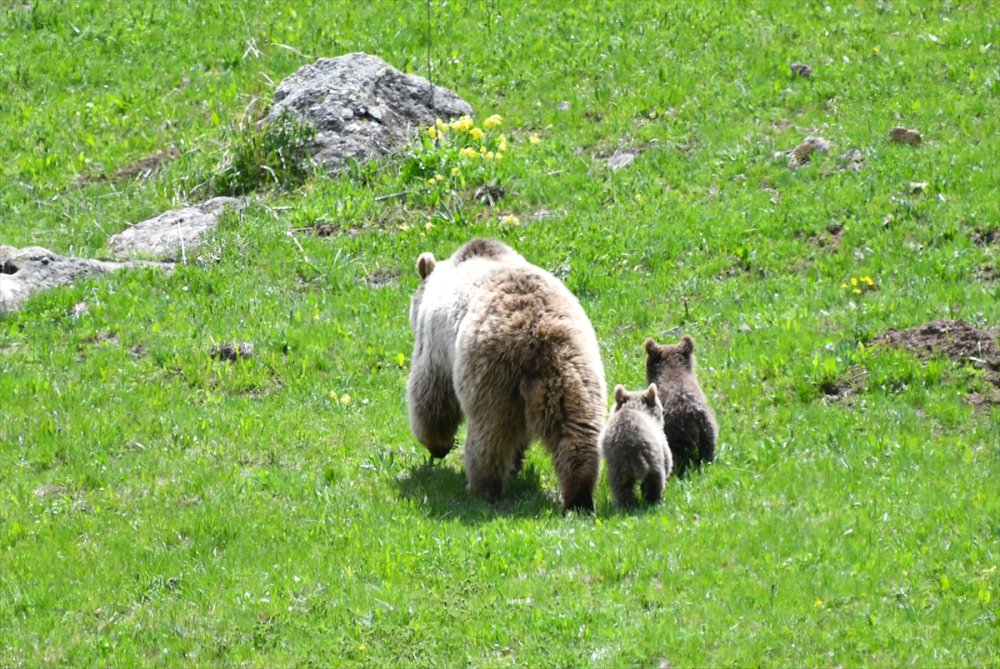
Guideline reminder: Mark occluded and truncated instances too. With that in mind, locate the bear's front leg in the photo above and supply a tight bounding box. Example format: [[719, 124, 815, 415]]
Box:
[[407, 365, 463, 459]]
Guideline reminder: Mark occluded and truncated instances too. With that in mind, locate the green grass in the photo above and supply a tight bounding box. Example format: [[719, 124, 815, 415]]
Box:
[[1, 1, 998, 666]]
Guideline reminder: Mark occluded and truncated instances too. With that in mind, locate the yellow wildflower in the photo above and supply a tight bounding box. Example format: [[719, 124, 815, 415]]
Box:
[[528, 133, 541, 145], [435, 118, 448, 133], [426, 177, 436, 186], [485, 151, 495, 161], [424, 221, 434, 231], [450, 166, 460, 176], [427, 126, 437, 140], [450, 115, 473, 132], [495, 153, 504, 161], [435, 173, 445, 183], [483, 114, 503, 129], [850, 277, 858, 286], [862, 276, 874, 286], [479, 145, 488, 155], [500, 214, 521, 226], [328, 390, 338, 401], [873, 46, 880, 54], [840, 282, 847, 289], [459, 147, 478, 160], [498, 139, 508, 153], [340, 394, 352, 407], [469, 127, 485, 141], [852, 288, 862, 294]]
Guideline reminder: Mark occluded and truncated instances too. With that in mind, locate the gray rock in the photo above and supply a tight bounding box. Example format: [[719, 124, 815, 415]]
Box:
[[108, 197, 243, 260], [0, 245, 172, 313], [607, 149, 637, 172], [267, 53, 473, 174]]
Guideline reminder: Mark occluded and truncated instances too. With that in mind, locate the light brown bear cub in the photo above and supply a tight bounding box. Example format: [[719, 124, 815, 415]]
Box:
[[407, 238, 607, 512], [645, 335, 718, 477], [600, 383, 672, 509]]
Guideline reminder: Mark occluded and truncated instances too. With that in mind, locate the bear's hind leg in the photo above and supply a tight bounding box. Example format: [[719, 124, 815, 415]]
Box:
[[608, 463, 639, 510], [462, 411, 528, 500], [408, 367, 462, 459], [551, 435, 599, 513], [640, 467, 665, 505]]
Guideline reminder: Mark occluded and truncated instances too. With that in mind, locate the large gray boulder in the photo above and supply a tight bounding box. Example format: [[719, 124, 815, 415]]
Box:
[[108, 196, 243, 260], [267, 52, 473, 173], [0, 246, 172, 313]]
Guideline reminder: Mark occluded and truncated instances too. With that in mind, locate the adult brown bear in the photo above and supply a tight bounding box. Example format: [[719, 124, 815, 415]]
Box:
[[407, 238, 606, 512]]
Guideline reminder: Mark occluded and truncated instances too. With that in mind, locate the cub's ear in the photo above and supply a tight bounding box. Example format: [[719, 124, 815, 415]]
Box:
[[644, 383, 658, 405], [644, 337, 658, 355], [679, 335, 695, 354], [416, 253, 436, 280], [614, 384, 626, 407]]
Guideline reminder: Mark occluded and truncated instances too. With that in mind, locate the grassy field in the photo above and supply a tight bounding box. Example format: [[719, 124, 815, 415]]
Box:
[[1, 1, 998, 666]]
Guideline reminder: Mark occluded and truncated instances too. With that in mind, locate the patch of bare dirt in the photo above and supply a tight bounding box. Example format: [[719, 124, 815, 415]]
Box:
[[818, 368, 868, 401], [71, 148, 180, 190], [83, 331, 119, 347], [972, 227, 998, 247], [802, 221, 845, 252], [362, 269, 399, 288], [874, 320, 1000, 396]]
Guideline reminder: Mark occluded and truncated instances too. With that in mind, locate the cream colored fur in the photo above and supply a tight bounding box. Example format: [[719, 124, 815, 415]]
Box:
[[407, 239, 606, 511]]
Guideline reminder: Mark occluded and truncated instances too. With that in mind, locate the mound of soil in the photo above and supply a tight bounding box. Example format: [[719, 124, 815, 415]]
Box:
[[874, 320, 1000, 388]]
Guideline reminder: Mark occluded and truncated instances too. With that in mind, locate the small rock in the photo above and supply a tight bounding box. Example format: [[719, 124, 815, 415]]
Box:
[[108, 197, 244, 261], [558, 101, 570, 112], [70, 302, 89, 320], [210, 341, 254, 361], [788, 136, 830, 168], [909, 181, 929, 193], [889, 126, 922, 146], [0, 245, 172, 313], [790, 62, 813, 78], [838, 149, 865, 172], [607, 149, 637, 171], [739, 323, 752, 333]]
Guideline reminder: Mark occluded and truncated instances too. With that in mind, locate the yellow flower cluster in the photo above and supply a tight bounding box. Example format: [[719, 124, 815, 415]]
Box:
[[840, 275, 876, 294], [328, 391, 352, 407]]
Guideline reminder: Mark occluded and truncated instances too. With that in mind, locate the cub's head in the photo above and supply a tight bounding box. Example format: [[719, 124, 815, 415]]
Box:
[[612, 383, 663, 422], [645, 335, 696, 381]]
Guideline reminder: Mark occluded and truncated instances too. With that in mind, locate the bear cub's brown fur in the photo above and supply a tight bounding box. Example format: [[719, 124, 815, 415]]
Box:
[[600, 383, 672, 509], [645, 335, 718, 477]]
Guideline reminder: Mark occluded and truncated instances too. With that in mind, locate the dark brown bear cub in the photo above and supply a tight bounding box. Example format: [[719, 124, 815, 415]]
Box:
[[645, 335, 718, 477], [600, 384, 672, 509]]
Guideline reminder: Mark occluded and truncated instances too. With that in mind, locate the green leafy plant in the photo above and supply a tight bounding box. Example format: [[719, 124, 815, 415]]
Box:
[[211, 108, 317, 195], [400, 114, 519, 210]]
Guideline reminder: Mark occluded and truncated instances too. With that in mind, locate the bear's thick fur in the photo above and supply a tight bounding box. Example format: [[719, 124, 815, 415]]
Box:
[[600, 383, 672, 509], [407, 238, 607, 511], [645, 335, 717, 477]]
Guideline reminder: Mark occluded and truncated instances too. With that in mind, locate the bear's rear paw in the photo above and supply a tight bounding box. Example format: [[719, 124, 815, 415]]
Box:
[[563, 491, 595, 514]]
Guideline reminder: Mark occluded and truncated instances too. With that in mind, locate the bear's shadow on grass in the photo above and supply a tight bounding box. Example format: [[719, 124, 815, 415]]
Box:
[[394, 457, 558, 523]]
